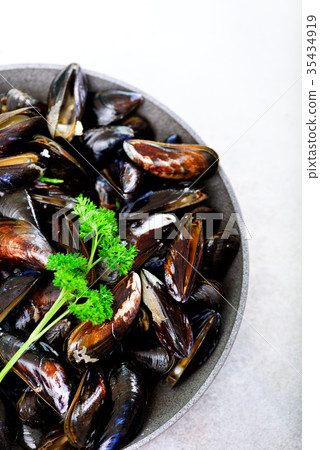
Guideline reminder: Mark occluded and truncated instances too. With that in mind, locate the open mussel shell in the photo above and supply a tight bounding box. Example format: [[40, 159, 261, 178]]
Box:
[[121, 115, 154, 140], [96, 361, 146, 450], [0, 218, 53, 270], [82, 125, 134, 163], [0, 389, 19, 449], [6, 88, 47, 115], [203, 231, 240, 280], [126, 213, 177, 271], [0, 107, 45, 155], [0, 153, 45, 191], [141, 270, 193, 358], [92, 90, 143, 127], [123, 139, 219, 180], [165, 215, 204, 302], [0, 189, 39, 227], [166, 309, 221, 386], [66, 272, 141, 367], [47, 63, 87, 141], [0, 331, 71, 415], [17, 386, 59, 427], [64, 367, 109, 448], [122, 187, 207, 214], [0, 270, 41, 322]]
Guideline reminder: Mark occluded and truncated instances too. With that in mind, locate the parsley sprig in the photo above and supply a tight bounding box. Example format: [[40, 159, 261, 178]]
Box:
[[0, 195, 138, 383]]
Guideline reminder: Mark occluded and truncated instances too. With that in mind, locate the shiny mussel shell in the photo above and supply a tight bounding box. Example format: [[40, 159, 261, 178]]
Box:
[[165, 215, 204, 302], [121, 115, 154, 140], [125, 213, 176, 271], [97, 362, 146, 450], [128, 346, 175, 376], [203, 231, 240, 280], [6, 88, 47, 115], [0, 189, 39, 227], [123, 139, 219, 180], [0, 331, 71, 415], [122, 188, 206, 214], [66, 272, 141, 367], [185, 279, 224, 314], [38, 424, 74, 450], [17, 386, 59, 427], [166, 309, 221, 386], [0, 153, 45, 191], [47, 63, 87, 140], [141, 270, 193, 358], [92, 90, 143, 126], [64, 367, 109, 448], [0, 107, 44, 155], [119, 160, 143, 195], [0, 270, 41, 322], [0, 218, 53, 270]]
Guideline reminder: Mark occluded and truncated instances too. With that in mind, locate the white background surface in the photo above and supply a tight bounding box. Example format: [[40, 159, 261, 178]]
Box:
[[1, 1, 301, 449]]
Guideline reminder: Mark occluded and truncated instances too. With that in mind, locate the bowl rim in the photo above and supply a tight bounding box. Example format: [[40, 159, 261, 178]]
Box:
[[0, 63, 249, 449]]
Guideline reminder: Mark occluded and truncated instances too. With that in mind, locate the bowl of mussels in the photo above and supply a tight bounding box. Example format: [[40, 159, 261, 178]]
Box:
[[0, 63, 249, 449]]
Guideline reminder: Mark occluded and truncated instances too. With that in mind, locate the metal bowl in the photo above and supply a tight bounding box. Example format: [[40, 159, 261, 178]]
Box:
[[0, 64, 249, 449]]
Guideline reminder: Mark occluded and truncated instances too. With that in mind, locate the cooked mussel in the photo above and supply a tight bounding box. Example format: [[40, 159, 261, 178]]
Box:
[[6, 89, 47, 115], [82, 126, 134, 163], [128, 345, 175, 376], [0, 189, 39, 227], [185, 279, 224, 314], [96, 361, 146, 450], [125, 213, 176, 271], [123, 139, 219, 180], [0, 218, 53, 270], [203, 231, 240, 280], [0, 331, 71, 415], [141, 270, 193, 358], [119, 160, 143, 195], [122, 188, 206, 214], [17, 386, 59, 427], [66, 272, 141, 367], [0, 153, 45, 191], [64, 367, 109, 448], [166, 309, 221, 386], [0, 270, 41, 322], [165, 214, 204, 302], [0, 107, 44, 155], [92, 90, 143, 126], [47, 63, 87, 141]]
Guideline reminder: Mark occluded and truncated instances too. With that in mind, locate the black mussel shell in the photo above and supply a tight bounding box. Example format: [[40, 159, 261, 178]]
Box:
[[0, 108, 45, 155], [165, 215, 204, 302], [0, 153, 45, 191], [122, 188, 206, 215], [141, 270, 193, 358], [0, 218, 53, 270], [0, 331, 71, 415], [64, 367, 109, 448], [166, 309, 221, 386], [14, 277, 61, 332], [17, 386, 59, 427], [165, 134, 182, 144], [185, 280, 224, 314], [18, 422, 49, 450], [128, 346, 175, 376], [0, 189, 39, 227], [66, 273, 141, 368], [0, 389, 18, 448], [6, 88, 47, 115], [82, 126, 134, 164], [43, 319, 72, 351], [123, 139, 219, 180], [47, 63, 87, 141], [119, 160, 143, 195], [95, 176, 120, 211], [203, 231, 240, 280], [0, 270, 41, 322], [92, 90, 143, 127], [96, 362, 146, 450], [38, 423, 74, 449], [121, 115, 154, 140], [125, 213, 177, 271]]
